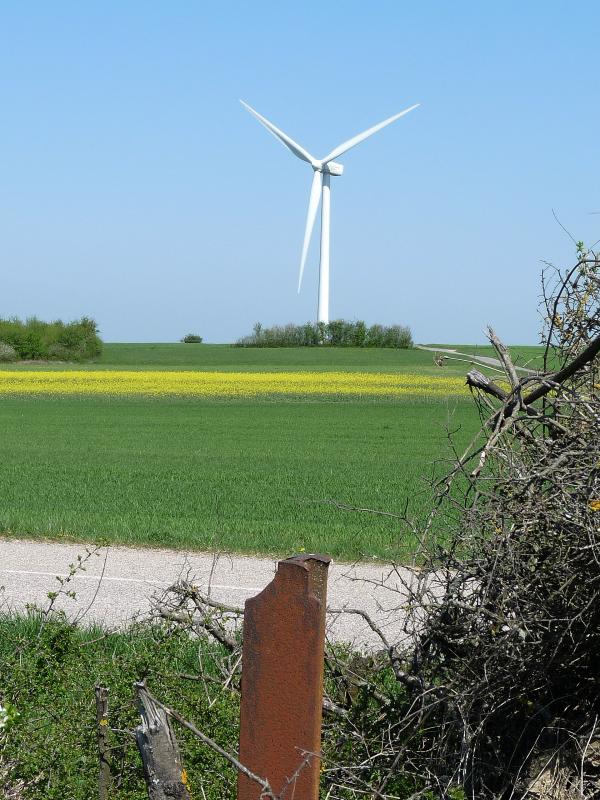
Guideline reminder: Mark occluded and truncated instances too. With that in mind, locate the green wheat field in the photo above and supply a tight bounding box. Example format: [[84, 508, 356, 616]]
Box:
[[0, 343, 543, 560]]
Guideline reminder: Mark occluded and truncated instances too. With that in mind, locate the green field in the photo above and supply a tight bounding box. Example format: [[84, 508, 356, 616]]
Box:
[[1, 341, 547, 373], [0, 343, 540, 560]]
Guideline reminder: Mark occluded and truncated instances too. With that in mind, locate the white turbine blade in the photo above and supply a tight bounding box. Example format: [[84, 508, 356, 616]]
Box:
[[240, 100, 318, 166], [320, 103, 420, 164], [298, 170, 323, 293]]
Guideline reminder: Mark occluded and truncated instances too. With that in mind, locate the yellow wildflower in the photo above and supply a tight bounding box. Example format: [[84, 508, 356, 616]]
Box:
[[0, 370, 469, 399]]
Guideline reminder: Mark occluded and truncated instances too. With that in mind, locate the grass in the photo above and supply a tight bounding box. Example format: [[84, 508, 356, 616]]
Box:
[[98, 343, 456, 372], [0, 343, 542, 559], [0, 611, 413, 800], [0, 341, 547, 374], [0, 613, 240, 799], [0, 395, 478, 560]]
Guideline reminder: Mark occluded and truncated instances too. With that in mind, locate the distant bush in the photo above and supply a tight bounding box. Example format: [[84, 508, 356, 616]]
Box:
[[181, 333, 203, 343], [0, 317, 102, 362], [235, 320, 413, 348]]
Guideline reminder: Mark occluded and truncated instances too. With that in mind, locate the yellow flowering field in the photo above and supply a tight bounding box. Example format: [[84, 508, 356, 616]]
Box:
[[0, 370, 469, 398]]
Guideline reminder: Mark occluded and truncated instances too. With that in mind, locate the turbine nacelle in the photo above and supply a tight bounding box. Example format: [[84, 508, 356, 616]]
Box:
[[320, 161, 344, 176]]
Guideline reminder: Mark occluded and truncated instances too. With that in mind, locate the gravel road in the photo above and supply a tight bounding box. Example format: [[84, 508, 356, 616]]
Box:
[[0, 538, 418, 648]]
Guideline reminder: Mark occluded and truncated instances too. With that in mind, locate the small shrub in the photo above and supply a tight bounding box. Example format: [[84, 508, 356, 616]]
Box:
[[380, 324, 413, 349], [0, 342, 16, 362], [19, 329, 44, 359], [46, 343, 70, 360], [354, 319, 367, 347], [365, 323, 385, 347], [181, 333, 203, 343]]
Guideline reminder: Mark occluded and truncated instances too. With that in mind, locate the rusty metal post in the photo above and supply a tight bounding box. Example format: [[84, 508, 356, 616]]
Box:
[[237, 554, 331, 800]]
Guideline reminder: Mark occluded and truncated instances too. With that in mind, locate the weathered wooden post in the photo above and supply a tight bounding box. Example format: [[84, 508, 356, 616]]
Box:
[[237, 554, 331, 800], [134, 681, 192, 800]]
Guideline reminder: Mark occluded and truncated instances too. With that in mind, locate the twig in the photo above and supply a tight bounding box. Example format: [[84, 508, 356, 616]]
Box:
[[581, 716, 598, 797]]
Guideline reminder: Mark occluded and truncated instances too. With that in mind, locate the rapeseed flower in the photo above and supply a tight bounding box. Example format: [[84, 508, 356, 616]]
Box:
[[0, 370, 468, 398]]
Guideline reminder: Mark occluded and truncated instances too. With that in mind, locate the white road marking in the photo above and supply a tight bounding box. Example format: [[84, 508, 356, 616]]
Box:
[[0, 538, 415, 646], [0, 569, 261, 593]]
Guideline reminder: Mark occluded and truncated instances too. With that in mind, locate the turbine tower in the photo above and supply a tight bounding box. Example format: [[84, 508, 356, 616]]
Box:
[[241, 100, 419, 324]]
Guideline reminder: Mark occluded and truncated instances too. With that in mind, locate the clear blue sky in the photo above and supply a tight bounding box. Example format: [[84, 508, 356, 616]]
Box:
[[1, 2, 598, 344]]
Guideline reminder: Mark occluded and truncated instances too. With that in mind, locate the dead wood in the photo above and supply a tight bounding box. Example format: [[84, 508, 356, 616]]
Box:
[[134, 681, 191, 800]]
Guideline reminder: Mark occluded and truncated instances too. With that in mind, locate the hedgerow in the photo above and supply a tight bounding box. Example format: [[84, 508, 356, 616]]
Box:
[[235, 320, 413, 348], [0, 317, 102, 362]]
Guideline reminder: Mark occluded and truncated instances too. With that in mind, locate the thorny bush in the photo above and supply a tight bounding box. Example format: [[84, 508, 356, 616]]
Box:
[[393, 244, 600, 798]]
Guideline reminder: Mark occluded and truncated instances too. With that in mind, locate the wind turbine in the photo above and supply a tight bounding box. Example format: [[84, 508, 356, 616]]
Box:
[[241, 100, 419, 324]]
